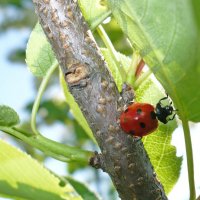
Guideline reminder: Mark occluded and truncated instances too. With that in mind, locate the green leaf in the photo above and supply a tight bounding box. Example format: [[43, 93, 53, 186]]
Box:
[[60, 71, 96, 144], [78, 0, 111, 30], [26, 23, 56, 77], [0, 105, 20, 127], [136, 79, 182, 194], [0, 139, 82, 200], [108, 0, 200, 122], [100, 48, 131, 91], [66, 177, 100, 200], [191, 0, 200, 29]]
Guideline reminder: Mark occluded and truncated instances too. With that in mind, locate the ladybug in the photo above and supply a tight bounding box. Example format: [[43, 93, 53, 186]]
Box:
[[120, 95, 177, 137]]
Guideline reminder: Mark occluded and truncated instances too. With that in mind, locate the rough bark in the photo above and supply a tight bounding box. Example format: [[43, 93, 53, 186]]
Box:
[[32, 0, 168, 199]]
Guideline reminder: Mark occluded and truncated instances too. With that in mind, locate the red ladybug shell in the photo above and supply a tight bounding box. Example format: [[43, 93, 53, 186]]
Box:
[[120, 103, 158, 137]]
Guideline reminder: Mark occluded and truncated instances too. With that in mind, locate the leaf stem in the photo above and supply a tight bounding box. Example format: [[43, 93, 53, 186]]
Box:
[[181, 118, 196, 200], [134, 69, 152, 90], [126, 52, 141, 86], [96, 24, 126, 81], [31, 62, 58, 135], [0, 126, 92, 164]]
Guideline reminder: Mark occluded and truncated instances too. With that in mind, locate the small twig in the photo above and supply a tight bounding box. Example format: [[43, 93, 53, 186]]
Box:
[[31, 62, 58, 135], [0, 126, 92, 164], [126, 52, 141, 85], [97, 24, 126, 81], [134, 69, 152, 90]]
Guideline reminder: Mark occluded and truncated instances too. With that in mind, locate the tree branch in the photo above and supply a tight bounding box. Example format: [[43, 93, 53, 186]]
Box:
[[32, 0, 167, 199]]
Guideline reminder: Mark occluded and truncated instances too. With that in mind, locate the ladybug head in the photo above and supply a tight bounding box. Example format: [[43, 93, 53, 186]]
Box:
[[163, 105, 174, 115], [155, 96, 177, 124]]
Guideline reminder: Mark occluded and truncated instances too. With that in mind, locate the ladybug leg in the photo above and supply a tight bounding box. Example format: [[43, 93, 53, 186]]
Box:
[[168, 113, 177, 121], [169, 100, 178, 112], [159, 94, 169, 104]]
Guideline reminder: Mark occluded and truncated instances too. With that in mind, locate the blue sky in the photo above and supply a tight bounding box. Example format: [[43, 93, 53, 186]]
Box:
[[0, 28, 33, 120]]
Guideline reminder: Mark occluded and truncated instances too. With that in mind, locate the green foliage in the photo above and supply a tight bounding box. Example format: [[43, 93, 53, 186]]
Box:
[[30, 100, 70, 124], [103, 19, 132, 55], [0, 105, 20, 127], [78, 0, 111, 30], [0, 0, 36, 33], [144, 124, 182, 194], [8, 48, 26, 64], [191, 0, 200, 30], [0, 0, 27, 8], [26, 23, 56, 77], [107, 0, 200, 122], [0, 125, 93, 164], [136, 80, 182, 193], [26, 99, 91, 147], [66, 177, 100, 200], [0, 139, 82, 200]]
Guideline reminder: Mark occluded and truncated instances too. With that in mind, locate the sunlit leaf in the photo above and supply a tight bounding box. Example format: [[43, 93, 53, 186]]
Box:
[[0, 139, 82, 200], [26, 23, 56, 77], [66, 177, 100, 200], [108, 0, 200, 122], [78, 0, 110, 30]]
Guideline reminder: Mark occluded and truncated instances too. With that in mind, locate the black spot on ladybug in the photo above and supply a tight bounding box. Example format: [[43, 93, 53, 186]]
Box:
[[129, 130, 135, 135], [140, 122, 146, 128], [137, 108, 142, 114], [150, 111, 157, 120]]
